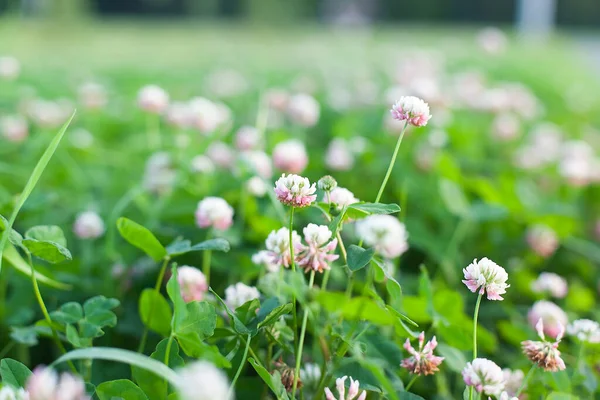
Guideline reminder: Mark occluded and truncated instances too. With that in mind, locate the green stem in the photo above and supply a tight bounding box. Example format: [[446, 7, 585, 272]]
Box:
[[405, 374, 419, 391], [147, 113, 161, 150], [469, 292, 483, 400], [203, 233, 213, 286], [515, 365, 536, 397], [288, 207, 299, 376], [292, 270, 315, 399], [0, 341, 15, 359], [138, 256, 171, 353], [26, 252, 77, 373], [374, 120, 409, 204], [229, 334, 252, 399]]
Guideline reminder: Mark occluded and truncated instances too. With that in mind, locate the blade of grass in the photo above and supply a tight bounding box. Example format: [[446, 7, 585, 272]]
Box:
[[0, 111, 76, 275]]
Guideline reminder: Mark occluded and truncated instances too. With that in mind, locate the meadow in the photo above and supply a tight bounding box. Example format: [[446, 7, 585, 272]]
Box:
[[0, 19, 599, 400]]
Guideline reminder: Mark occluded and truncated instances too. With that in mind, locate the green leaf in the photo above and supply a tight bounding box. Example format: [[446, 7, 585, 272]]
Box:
[[50, 302, 83, 324], [96, 379, 149, 400], [52, 347, 180, 387], [257, 303, 293, 330], [21, 238, 72, 264], [360, 359, 400, 400], [316, 291, 396, 326], [24, 225, 67, 247], [0, 358, 32, 388], [399, 393, 426, 400], [2, 243, 72, 290], [116, 217, 167, 261], [248, 358, 289, 400], [166, 266, 189, 331], [10, 326, 39, 346], [166, 238, 230, 257], [79, 320, 104, 339], [435, 344, 466, 373], [347, 245, 375, 272], [66, 324, 82, 348], [0, 112, 75, 275], [209, 288, 251, 335], [84, 295, 120, 316], [328, 206, 347, 236], [439, 178, 470, 218], [372, 258, 403, 302], [139, 289, 172, 337], [176, 301, 216, 338], [0, 214, 23, 247], [83, 296, 119, 332], [133, 339, 184, 400], [348, 202, 401, 215]]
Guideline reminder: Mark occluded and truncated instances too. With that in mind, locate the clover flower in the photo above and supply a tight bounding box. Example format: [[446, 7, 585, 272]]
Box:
[[176, 361, 231, 400], [530, 272, 567, 299], [296, 224, 339, 273], [26, 366, 88, 400], [273, 140, 309, 174], [462, 358, 505, 396], [326, 187, 359, 209], [526, 225, 559, 258], [502, 368, 524, 397], [177, 266, 208, 303], [400, 332, 444, 375], [527, 301, 568, 339], [258, 227, 302, 270], [390, 96, 432, 127], [1, 115, 28, 143], [522, 318, 566, 372], [462, 257, 509, 300], [324, 376, 366, 400], [274, 174, 317, 207], [356, 215, 408, 259], [73, 211, 105, 239], [224, 282, 260, 310], [137, 85, 169, 114], [287, 93, 320, 127], [567, 319, 600, 343], [195, 197, 234, 231]]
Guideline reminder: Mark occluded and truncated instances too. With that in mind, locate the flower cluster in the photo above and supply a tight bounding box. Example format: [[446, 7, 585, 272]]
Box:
[[462, 257, 509, 300], [274, 174, 317, 207], [195, 197, 234, 231], [176, 361, 232, 400], [254, 227, 302, 272], [224, 282, 260, 310], [356, 215, 408, 259], [26, 366, 88, 400], [177, 266, 208, 303], [462, 358, 505, 397], [527, 300, 568, 339], [401, 332, 444, 375], [296, 224, 339, 273], [390, 96, 432, 127], [567, 319, 600, 343], [324, 376, 366, 400], [521, 318, 566, 372], [530, 272, 568, 298], [73, 211, 105, 240]]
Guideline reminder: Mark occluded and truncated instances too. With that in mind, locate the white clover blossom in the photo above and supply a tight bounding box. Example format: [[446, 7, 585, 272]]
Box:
[[137, 85, 169, 114], [528, 300, 568, 339], [324, 376, 366, 400], [73, 211, 105, 240], [239, 151, 272, 179], [502, 368, 524, 397], [143, 152, 176, 195], [567, 319, 600, 343], [390, 96, 432, 127], [462, 358, 505, 396], [235, 125, 261, 150], [296, 224, 339, 273], [273, 139, 309, 174], [0, 56, 20, 80], [224, 282, 260, 310], [195, 197, 234, 231], [522, 318, 566, 372], [325, 187, 359, 209], [0, 386, 28, 400], [26, 366, 88, 400], [246, 176, 268, 197], [190, 155, 215, 174], [187, 97, 221, 134], [325, 138, 354, 171], [356, 215, 408, 259], [256, 227, 302, 271], [287, 93, 320, 127], [177, 266, 208, 303], [300, 363, 322, 388], [462, 257, 509, 300], [176, 361, 231, 400], [1, 115, 28, 143], [526, 225, 559, 258], [274, 174, 317, 208], [206, 141, 235, 169], [530, 272, 568, 299]]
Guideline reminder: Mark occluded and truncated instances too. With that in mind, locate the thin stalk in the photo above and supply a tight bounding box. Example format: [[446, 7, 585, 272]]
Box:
[[515, 365, 536, 397], [469, 292, 483, 400], [147, 113, 161, 150], [405, 375, 418, 391], [162, 333, 175, 397], [26, 252, 76, 373], [229, 334, 252, 399], [0, 341, 15, 359], [138, 256, 171, 353], [374, 120, 409, 203], [292, 270, 316, 398], [203, 231, 213, 286], [289, 207, 299, 373]]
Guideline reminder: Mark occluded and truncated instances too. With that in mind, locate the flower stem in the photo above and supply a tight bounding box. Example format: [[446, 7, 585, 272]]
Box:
[[229, 334, 252, 399], [26, 252, 77, 373], [203, 245, 213, 286], [374, 120, 409, 204], [515, 365, 536, 397], [147, 113, 161, 150], [288, 206, 300, 384], [469, 292, 483, 400], [138, 256, 171, 353], [405, 375, 419, 391], [293, 270, 315, 399]]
